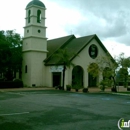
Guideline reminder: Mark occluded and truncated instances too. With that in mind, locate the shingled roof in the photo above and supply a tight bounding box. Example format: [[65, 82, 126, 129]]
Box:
[[47, 35, 75, 58], [44, 34, 114, 66]]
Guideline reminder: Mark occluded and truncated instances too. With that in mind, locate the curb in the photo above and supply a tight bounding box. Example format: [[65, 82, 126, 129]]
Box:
[[0, 88, 55, 92], [111, 93, 130, 96]]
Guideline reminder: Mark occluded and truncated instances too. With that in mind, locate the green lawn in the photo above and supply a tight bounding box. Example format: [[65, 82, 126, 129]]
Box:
[[117, 92, 130, 95]]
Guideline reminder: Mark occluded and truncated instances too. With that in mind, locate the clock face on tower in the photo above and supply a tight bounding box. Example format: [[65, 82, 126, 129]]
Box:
[[89, 44, 98, 59]]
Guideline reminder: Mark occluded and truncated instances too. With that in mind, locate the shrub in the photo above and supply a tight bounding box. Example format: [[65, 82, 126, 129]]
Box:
[[73, 84, 82, 92], [0, 80, 23, 88], [127, 86, 130, 91], [13, 79, 22, 82], [111, 87, 117, 92], [55, 85, 63, 90], [66, 85, 71, 91], [99, 78, 112, 91], [83, 88, 88, 93], [99, 80, 106, 91]]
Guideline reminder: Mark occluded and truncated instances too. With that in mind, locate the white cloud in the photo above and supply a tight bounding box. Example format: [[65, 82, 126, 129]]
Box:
[[0, 0, 30, 35], [103, 39, 130, 57], [0, 0, 130, 57]]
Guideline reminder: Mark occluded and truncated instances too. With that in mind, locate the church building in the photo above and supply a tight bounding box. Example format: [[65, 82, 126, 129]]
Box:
[[22, 0, 114, 89]]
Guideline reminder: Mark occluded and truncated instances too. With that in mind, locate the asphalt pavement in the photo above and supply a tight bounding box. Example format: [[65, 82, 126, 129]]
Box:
[[0, 90, 129, 130]]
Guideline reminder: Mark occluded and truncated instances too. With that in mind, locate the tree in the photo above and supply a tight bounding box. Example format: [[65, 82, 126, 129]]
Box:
[[53, 49, 75, 89], [116, 53, 130, 68], [116, 53, 130, 87], [117, 68, 128, 87], [87, 53, 117, 91], [0, 30, 22, 80], [0, 31, 11, 78]]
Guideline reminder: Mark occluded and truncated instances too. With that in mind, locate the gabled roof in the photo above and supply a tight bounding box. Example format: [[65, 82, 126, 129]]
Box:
[[45, 35, 75, 62], [44, 34, 115, 66]]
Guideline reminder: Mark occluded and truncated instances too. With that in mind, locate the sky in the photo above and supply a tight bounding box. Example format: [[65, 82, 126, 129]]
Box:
[[0, 0, 130, 58]]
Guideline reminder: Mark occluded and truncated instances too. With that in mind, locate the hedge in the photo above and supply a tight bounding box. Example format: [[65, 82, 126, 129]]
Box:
[[117, 82, 130, 86], [83, 88, 88, 93], [0, 81, 23, 88]]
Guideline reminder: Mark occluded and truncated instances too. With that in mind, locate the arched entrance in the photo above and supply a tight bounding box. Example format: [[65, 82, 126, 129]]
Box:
[[88, 63, 98, 87], [88, 73, 97, 87], [72, 66, 84, 87]]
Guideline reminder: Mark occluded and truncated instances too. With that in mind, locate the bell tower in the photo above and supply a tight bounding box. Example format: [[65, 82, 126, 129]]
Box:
[[22, 0, 47, 87]]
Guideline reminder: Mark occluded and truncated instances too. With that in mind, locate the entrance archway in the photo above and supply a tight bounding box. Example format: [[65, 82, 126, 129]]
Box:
[[72, 66, 84, 87], [88, 73, 97, 87], [88, 63, 98, 87]]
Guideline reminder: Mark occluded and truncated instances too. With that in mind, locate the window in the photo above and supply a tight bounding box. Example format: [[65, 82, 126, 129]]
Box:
[[28, 10, 31, 23], [38, 30, 41, 33], [25, 65, 27, 73], [89, 44, 98, 59], [37, 10, 41, 23]]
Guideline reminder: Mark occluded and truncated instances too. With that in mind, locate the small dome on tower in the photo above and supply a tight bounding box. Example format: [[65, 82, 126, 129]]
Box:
[[26, 0, 45, 8]]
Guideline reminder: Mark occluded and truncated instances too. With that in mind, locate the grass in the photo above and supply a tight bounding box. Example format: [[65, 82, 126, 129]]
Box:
[[117, 92, 130, 95]]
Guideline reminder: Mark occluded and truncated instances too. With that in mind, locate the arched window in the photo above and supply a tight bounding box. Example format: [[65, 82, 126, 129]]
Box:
[[37, 10, 41, 23], [28, 10, 31, 23], [25, 65, 27, 73], [72, 66, 84, 87]]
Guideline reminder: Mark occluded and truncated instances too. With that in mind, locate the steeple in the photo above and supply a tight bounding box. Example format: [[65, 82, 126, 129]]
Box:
[[22, 0, 47, 87], [26, 0, 45, 8]]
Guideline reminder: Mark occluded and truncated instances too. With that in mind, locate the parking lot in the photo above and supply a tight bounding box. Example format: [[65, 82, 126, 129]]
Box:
[[0, 90, 130, 130]]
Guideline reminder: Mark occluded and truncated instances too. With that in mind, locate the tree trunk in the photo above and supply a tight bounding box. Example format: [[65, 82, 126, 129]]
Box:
[[112, 76, 117, 92], [62, 65, 66, 90]]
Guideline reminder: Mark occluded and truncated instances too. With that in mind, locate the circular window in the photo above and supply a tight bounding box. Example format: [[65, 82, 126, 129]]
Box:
[[38, 30, 41, 33], [89, 44, 98, 59]]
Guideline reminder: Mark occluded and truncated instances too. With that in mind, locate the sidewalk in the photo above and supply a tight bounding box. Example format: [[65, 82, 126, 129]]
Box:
[[0, 87, 55, 92], [0, 86, 128, 93], [73, 86, 128, 93]]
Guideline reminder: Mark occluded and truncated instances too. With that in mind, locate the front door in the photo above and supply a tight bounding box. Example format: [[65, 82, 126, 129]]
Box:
[[52, 72, 61, 87], [88, 73, 97, 87]]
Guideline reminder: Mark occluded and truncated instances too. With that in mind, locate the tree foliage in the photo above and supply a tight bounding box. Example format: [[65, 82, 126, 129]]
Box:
[[88, 53, 117, 77], [54, 49, 75, 68], [115, 53, 130, 87], [116, 53, 130, 68], [0, 30, 23, 81], [87, 63, 99, 78], [87, 53, 117, 90], [53, 48, 75, 89]]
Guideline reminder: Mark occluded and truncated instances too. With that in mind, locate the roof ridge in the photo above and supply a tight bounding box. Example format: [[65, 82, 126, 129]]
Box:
[[47, 35, 75, 41], [76, 34, 96, 39]]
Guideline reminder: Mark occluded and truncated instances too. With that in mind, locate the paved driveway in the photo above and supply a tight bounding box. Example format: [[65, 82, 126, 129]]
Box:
[[0, 90, 130, 130]]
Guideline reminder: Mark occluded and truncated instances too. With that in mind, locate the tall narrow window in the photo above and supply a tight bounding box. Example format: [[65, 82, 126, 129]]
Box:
[[25, 65, 27, 73], [28, 10, 31, 23], [37, 10, 41, 23]]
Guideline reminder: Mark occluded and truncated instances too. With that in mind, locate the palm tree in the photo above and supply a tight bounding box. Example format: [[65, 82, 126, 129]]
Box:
[[53, 49, 75, 90]]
